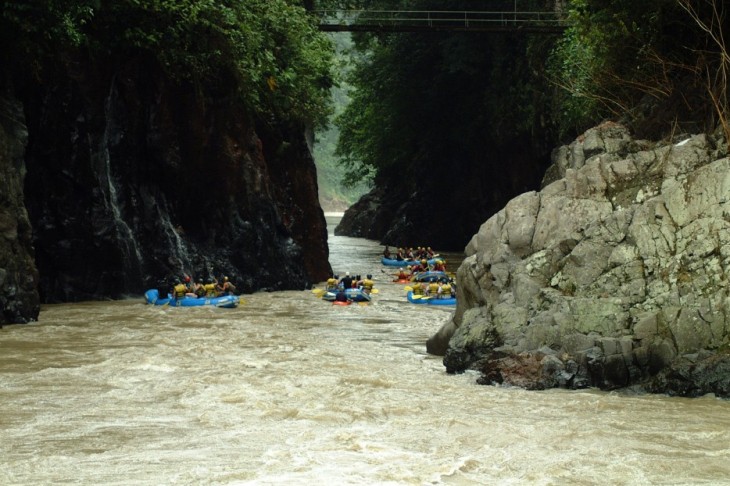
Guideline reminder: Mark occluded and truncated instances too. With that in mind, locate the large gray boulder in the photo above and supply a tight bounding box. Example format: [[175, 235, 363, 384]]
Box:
[[431, 122, 730, 397]]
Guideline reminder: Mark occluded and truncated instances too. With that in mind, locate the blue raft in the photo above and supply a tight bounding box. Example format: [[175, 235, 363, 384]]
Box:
[[144, 289, 240, 308], [411, 271, 449, 282], [406, 291, 456, 306], [321, 288, 372, 303], [381, 257, 437, 267]]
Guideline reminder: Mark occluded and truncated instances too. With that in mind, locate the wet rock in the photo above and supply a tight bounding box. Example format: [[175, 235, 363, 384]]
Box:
[[0, 89, 39, 324], [14, 57, 329, 303], [431, 122, 730, 397]]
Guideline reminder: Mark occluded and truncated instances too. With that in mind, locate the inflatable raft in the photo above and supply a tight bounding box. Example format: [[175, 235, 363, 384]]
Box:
[[406, 291, 456, 306], [411, 271, 449, 282], [321, 288, 372, 303], [381, 257, 437, 267], [144, 289, 240, 308]]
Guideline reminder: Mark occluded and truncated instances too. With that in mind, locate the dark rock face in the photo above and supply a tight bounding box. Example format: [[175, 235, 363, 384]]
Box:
[[0, 88, 40, 323], [13, 56, 329, 304], [335, 134, 548, 251]]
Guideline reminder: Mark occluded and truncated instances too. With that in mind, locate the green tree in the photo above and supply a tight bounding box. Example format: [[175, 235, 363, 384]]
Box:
[[548, 0, 727, 139], [1, 0, 335, 129], [335, 0, 559, 184]]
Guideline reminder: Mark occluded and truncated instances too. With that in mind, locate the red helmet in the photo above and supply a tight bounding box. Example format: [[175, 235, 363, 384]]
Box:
[[184, 276, 191, 282]]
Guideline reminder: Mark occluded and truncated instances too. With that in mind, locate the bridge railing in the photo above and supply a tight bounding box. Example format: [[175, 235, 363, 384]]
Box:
[[315, 9, 566, 31]]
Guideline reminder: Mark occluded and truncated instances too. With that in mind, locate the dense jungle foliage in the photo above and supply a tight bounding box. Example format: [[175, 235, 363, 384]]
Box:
[[325, 0, 728, 187], [0, 0, 335, 129], [312, 33, 372, 211], [2, 0, 726, 209]]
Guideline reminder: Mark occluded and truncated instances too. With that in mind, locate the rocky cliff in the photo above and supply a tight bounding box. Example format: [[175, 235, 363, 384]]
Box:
[[0, 88, 39, 324], [1, 55, 330, 318], [335, 134, 548, 251], [429, 122, 730, 397]]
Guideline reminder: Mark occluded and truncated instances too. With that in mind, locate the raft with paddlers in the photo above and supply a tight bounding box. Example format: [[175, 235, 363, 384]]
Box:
[[405, 291, 456, 306], [381, 257, 438, 267], [410, 271, 450, 282], [144, 289, 240, 308], [321, 288, 373, 303]]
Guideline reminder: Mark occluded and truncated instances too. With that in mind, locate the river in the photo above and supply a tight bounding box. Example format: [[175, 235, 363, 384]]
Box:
[[1, 215, 729, 485]]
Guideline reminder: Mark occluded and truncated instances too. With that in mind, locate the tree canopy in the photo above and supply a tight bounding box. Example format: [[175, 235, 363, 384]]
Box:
[[0, 0, 336, 129]]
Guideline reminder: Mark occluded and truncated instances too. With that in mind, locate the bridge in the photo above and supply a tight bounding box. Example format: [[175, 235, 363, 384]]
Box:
[[314, 8, 566, 34]]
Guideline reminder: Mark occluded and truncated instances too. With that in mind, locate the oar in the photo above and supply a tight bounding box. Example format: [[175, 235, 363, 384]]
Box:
[[411, 294, 430, 300], [311, 288, 327, 297], [370, 288, 379, 294]]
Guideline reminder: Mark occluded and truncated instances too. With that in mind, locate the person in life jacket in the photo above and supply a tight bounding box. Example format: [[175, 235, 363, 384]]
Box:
[[438, 279, 452, 299], [427, 281, 439, 297], [432, 259, 446, 272], [173, 279, 187, 299], [204, 279, 218, 297], [361, 274, 375, 294], [415, 259, 430, 273], [194, 280, 206, 298], [395, 268, 409, 281], [383, 246, 392, 259], [412, 282, 426, 296], [183, 276, 197, 297], [326, 275, 339, 291]]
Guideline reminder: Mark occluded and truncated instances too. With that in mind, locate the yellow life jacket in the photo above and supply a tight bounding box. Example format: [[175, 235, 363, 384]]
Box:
[[362, 279, 374, 289], [441, 284, 452, 297], [428, 282, 439, 294], [326, 278, 337, 290], [204, 283, 217, 296], [173, 283, 187, 298], [413, 285, 424, 295]]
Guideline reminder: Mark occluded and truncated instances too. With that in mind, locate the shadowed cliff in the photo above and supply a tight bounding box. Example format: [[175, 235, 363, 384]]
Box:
[[1, 55, 330, 314]]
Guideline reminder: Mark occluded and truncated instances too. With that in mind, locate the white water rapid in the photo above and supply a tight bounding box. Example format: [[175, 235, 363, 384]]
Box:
[[1, 215, 728, 485]]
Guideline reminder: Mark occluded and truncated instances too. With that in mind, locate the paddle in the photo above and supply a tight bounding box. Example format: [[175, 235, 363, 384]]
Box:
[[311, 288, 327, 298], [370, 288, 379, 294], [404, 286, 413, 292], [411, 294, 430, 300]]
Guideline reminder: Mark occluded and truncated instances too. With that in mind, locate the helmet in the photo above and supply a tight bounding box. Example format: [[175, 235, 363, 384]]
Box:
[[346, 271, 350, 276], [366, 274, 372, 279], [399, 268, 403, 271], [184, 276, 191, 282], [224, 276, 229, 282], [421, 259, 427, 264]]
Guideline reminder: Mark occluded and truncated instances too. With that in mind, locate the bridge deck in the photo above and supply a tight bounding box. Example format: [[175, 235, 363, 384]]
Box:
[[315, 9, 566, 33]]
